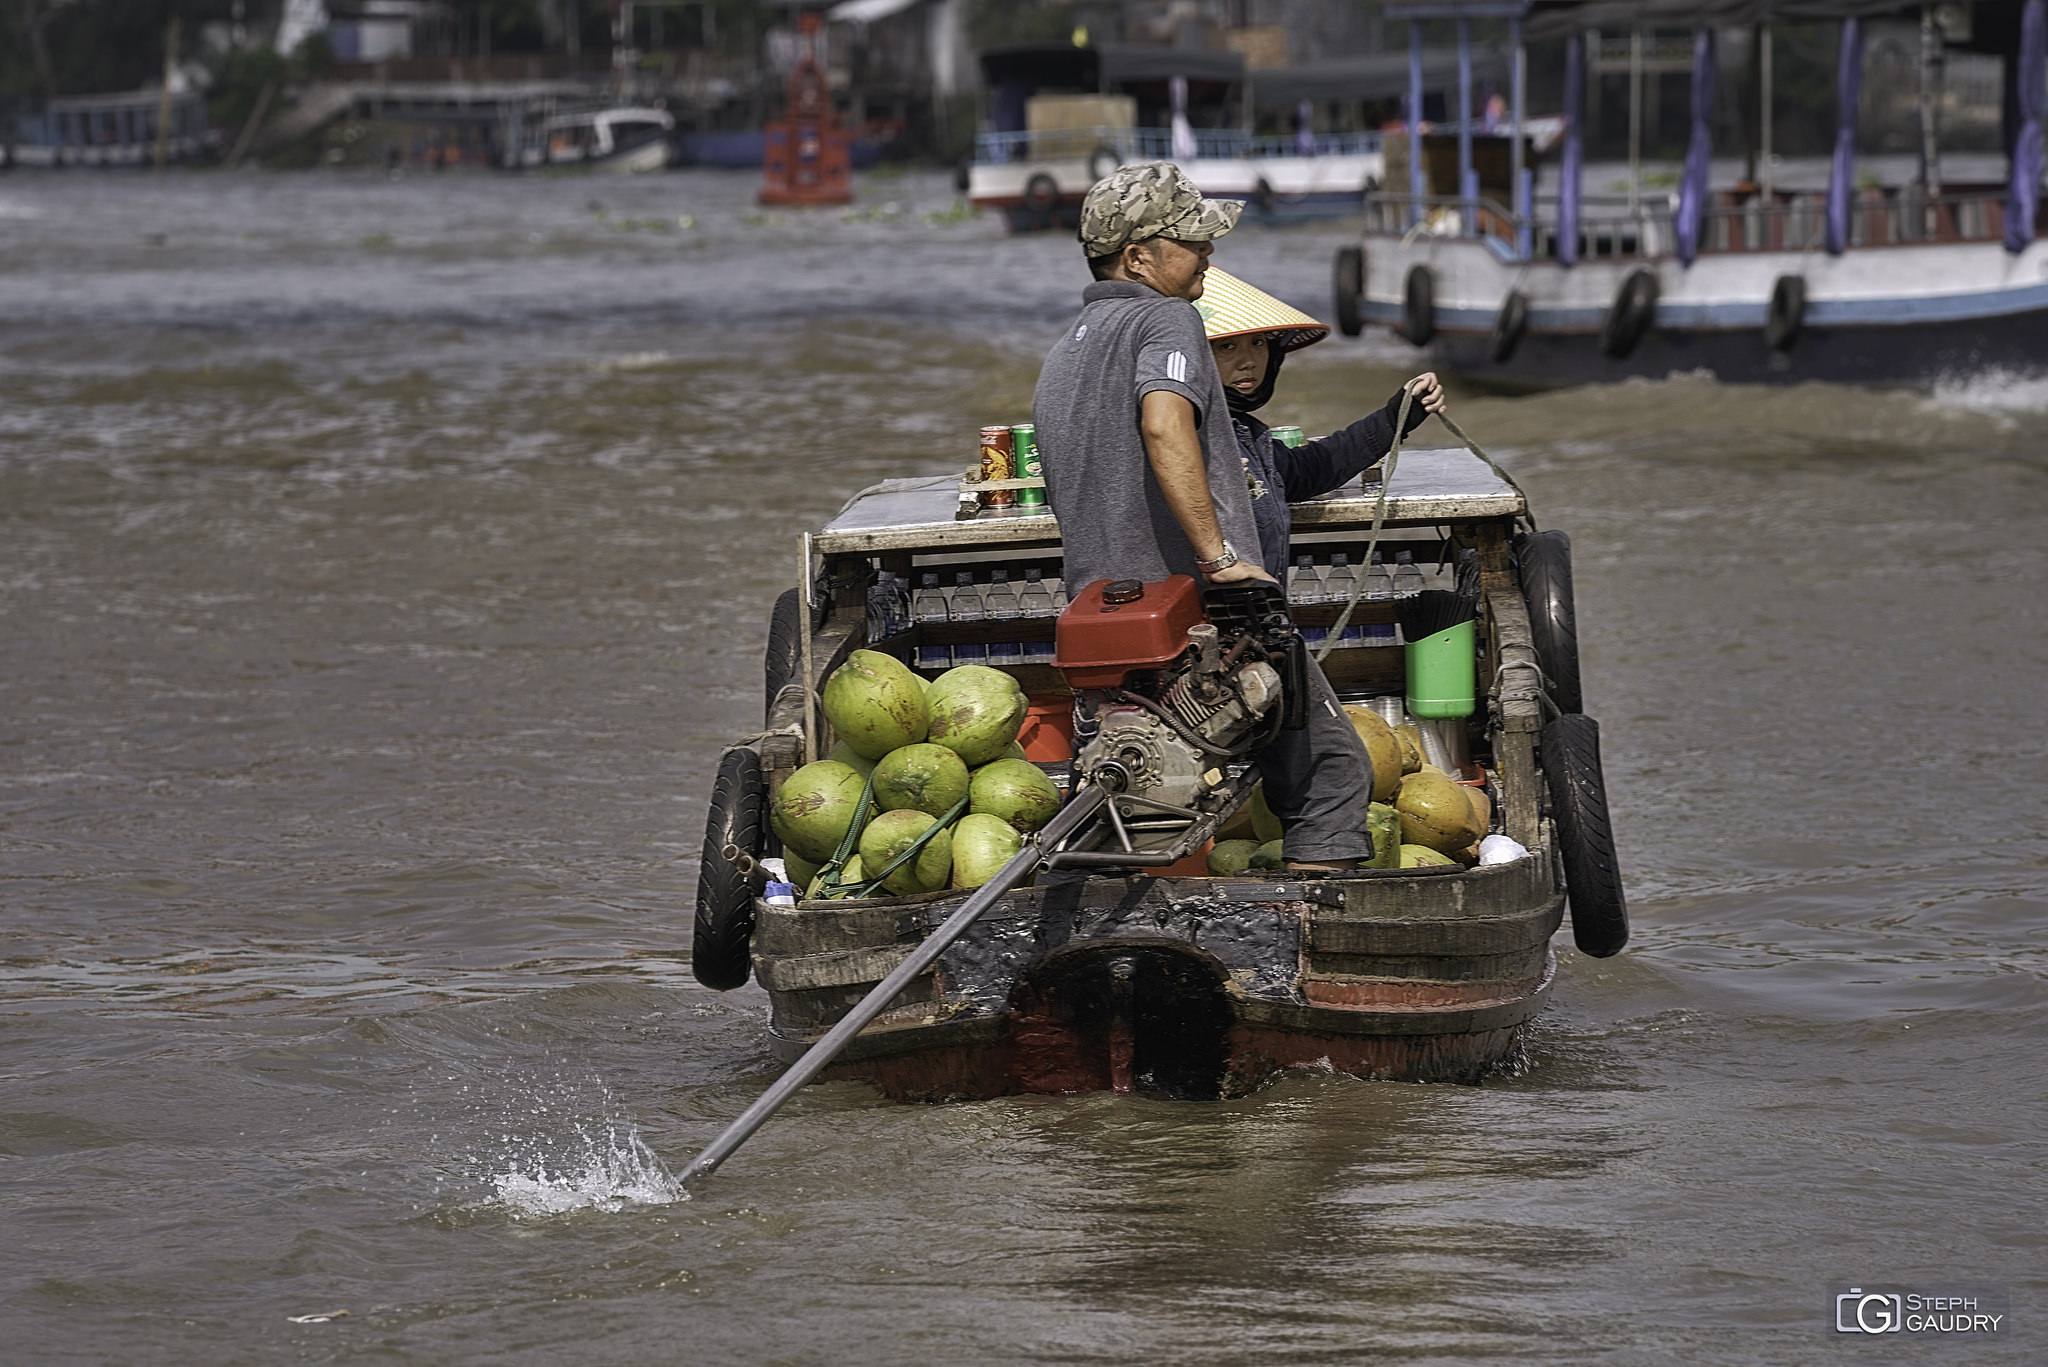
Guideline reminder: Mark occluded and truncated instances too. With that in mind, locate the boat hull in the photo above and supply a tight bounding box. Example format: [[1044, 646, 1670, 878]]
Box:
[[753, 847, 1563, 1101], [970, 154, 1379, 233], [1358, 231, 2048, 388]]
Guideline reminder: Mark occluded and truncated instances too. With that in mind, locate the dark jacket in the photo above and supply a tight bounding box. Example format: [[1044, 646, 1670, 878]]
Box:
[[1234, 391, 1428, 581]]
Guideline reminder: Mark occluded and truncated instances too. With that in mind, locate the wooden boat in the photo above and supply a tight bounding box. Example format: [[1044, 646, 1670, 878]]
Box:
[[693, 449, 1626, 1102]]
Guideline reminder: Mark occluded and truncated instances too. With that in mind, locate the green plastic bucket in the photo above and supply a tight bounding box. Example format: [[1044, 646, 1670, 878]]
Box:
[[1404, 620, 1476, 719]]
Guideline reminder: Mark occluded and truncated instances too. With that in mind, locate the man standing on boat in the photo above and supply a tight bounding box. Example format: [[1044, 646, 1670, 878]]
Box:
[[1032, 161, 1373, 870]]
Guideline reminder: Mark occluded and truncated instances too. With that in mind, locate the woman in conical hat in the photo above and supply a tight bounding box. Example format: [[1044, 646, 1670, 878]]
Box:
[[1194, 267, 1445, 583]]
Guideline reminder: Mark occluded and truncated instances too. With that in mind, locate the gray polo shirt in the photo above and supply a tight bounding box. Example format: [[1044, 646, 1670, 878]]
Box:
[[1032, 280, 1262, 594]]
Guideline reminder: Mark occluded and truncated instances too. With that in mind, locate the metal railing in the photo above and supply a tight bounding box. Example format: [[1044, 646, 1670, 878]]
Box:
[[973, 126, 1383, 165], [1363, 185, 2026, 260]]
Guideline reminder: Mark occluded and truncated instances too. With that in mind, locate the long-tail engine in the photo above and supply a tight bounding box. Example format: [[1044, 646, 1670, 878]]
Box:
[[1054, 576, 1307, 808]]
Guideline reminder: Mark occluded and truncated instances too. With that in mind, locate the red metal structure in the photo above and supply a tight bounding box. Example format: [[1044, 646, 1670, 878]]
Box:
[[759, 12, 852, 207]]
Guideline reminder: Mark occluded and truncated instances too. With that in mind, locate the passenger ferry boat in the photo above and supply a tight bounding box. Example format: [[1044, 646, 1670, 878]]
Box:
[[691, 450, 1627, 1103], [1335, 0, 2048, 387], [503, 106, 674, 173]]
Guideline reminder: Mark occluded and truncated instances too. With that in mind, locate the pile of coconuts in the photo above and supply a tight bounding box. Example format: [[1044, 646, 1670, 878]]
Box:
[[769, 651, 1059, 899], [1207, 703, 1490, 874]]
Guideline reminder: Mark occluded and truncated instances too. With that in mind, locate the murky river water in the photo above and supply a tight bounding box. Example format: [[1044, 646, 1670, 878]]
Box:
[[3, 168, 2044, 1364]]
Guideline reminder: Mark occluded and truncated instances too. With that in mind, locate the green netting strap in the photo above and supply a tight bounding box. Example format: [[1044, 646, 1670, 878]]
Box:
[[818, 794, 971, 901]]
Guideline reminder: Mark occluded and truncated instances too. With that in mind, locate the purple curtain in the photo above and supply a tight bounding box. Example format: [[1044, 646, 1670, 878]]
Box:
[[1295, 99, 1316, 156], [1408, 22, 1425, 223], [1559, 33, 1583, 266], [1676, 31, 1716, 265], [1825, 18, 1862, 256], [2006, 0, 2045, 252]]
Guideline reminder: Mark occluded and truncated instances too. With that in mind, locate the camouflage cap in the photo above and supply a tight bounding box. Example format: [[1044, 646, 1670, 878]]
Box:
[[1077, 161, 1243, 258]]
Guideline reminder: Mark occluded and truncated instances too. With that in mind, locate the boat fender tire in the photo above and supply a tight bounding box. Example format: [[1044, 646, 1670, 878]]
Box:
[[763, 587, 805, 726], [693, 745, 766, 990], [1491, 289, 1529, 363], [1765, 273, 1806, 352], [1333, 245, 1365, 337], [1253, 177, 1277, 214], [953, 157, 971, 194], [1600, 268, 1659, 359], [1540, 713, 1629, 958], [1402, 264, 1436, 347], [1512, 530, 1582, 715], [1023, 172, 1060, 213], [1087, 145, 1121, 183]]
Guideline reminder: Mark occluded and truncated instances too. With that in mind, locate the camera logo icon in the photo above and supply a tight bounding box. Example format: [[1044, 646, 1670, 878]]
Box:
[[1837, 1288, 1904, 1333]]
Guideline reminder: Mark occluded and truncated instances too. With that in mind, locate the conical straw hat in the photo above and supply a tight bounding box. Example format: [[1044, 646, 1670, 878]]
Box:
[[1192, 267, 1330, 352]]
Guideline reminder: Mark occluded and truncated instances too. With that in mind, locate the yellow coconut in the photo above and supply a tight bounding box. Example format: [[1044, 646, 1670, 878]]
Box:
[[1342, 705, 1404, 802], [1463, 783, 1493, 833], [1394, 769, 1486, 854], [1393, 723, 1424, 774]]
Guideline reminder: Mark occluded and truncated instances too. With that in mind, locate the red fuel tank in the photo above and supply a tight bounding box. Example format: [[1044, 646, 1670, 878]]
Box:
[[1053, 576, 1205, 689]]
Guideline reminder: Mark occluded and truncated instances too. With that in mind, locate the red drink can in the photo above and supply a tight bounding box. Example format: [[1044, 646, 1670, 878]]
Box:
[[978, 426, 1016, 507]]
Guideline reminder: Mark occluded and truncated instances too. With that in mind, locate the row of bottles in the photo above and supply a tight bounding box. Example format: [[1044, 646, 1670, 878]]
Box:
[[909, 567, 1067, 670], [1289, 550, 1433, 648]]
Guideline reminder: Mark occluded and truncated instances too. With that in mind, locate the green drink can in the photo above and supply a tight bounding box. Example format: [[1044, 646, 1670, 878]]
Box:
[[1269, 424, 1305, 448], [1010, 423, 1048, 511]]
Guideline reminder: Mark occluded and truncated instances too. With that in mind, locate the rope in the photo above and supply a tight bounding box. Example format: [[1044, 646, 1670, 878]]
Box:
[[816, 794, 971, 900], [1311, 393, 1534, 665]]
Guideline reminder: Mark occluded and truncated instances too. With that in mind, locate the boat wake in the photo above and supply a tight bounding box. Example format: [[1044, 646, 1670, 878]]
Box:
[[1924, 366, 2048, 419], [488, 1119, 685, 1217]]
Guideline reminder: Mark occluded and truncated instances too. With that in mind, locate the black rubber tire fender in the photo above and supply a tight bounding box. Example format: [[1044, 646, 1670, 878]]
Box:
[[1600, 268, 1659, 359], [1333, 245, 1365, 337], [1023, 172, 1059, 213], [1402, 264, 1436, 346], [763, 587, 805, 727], [1765, 273, 1806, 352], [1540, 713, 1628, 958], [953, 157, 971, 194], [1253, 177, 1277, 214], [1512, 529, 1582, 715], [1491, 288, 1529, 363], [1087, 145, 1121, 183], [693, 746, 766, 990]]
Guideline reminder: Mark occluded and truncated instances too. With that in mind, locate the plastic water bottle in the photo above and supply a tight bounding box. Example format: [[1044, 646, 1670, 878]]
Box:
[[1393, 549, 1426, 598], [1325, 553, 1363, 643], [913, 572, 951, 671], [949, 571, 988, 664], [984, 569, 1023, 665], [1365, 551, 1398, 646], [1020, 568, 1056, 662], [866, 570, 908, 642], [1290, 554, 1327, 647], [1048, 576, 1068, 613]]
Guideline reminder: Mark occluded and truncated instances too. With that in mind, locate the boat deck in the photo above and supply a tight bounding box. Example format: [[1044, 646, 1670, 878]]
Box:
[[813, 448, 1524, 555]]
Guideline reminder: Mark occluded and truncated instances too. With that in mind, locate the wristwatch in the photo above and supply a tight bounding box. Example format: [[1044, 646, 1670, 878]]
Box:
[[1196, 540, 1240, 574]]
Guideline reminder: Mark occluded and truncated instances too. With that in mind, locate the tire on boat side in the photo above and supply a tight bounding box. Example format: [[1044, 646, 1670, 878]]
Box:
[[1539, 713, 1628, 958], [1023, 172, 1060, 218], [763, 587, 804, 726], [1087, 145, 1121, 183], [1766, 273, 1806, 352], [1491, 289, 1529, 363], [1402, 264, 1436, 346], [1513, 530, 1582, 714], [1600, 268, 1659, 359], [693, 745, 766, 990], [1333, 246, 1364, 337]]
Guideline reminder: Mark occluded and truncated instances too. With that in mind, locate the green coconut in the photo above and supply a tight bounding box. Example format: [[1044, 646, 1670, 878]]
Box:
[[871, 742, 970, 818], [1399, 843, 1456, 867], [925, 666, 1028, 767], [783, 850, 822, 889], [999, 739, 1030, 762], [825, 740, 877, 777], [1250, 786, 1284, 844], [967, 758, 1062, 833], [822, 649, 929, 760], [1365, 803, 1402, 869], [858, 809, 951, 896], [950, 813, 1024, 889], [1207, 839, 1261, 876], [1395, 769, 1486, 854], [769, 760, 867, 864], [1251, 839, 1286, 870]]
